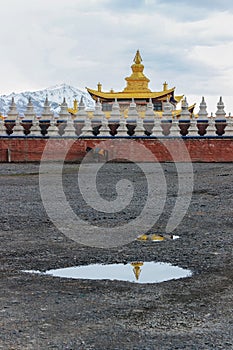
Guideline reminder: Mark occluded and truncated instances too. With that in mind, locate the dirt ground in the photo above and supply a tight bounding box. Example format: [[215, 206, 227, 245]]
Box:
[[0, 162, 233, 350]]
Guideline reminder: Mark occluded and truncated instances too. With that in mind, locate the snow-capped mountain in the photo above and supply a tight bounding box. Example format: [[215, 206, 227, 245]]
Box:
[[0, 83, 95, 116]]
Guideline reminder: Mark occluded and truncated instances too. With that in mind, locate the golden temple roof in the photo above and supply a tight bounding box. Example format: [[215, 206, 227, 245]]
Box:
[[86, 86, 176, 101], [174, 95, 184, 103], [85, 50, 195, 112], [86, 50, 177, 101]]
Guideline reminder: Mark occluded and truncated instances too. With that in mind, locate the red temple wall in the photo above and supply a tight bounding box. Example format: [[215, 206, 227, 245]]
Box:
[[0, 137, 233, 163]]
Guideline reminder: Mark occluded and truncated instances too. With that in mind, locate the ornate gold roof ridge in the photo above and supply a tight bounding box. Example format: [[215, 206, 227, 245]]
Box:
[[86, 87, 175, 100]]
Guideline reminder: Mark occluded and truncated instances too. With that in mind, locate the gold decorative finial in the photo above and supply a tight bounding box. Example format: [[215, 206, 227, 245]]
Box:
[[163, 81, 168, 91], [97, 82, 102, 92], [123, 50, 150, 93], [73, 99, 78, 110], [134, 50, 142, 64], [67, 98, 78, 115]]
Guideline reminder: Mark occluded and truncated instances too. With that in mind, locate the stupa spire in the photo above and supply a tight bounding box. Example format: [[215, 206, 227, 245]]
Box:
[[41, 95, 54, 119], [109, 98, 121, 120], [127, 98, 139, 118], [58, 97, 70, 120], [23, 97, 36, 120], [75, 96, 88, 118], [123, 50, 151, 93], [197, 96, 208, 120], [145, 98, 155, 117], [7, 97, 18, 119], [215, 96, 226, 120], [79, 96, 85, 111], [180, 97, 190, 120], [93, 98, 104, 118], [134, 50, 142, 64], [162, 97, 173, 119]]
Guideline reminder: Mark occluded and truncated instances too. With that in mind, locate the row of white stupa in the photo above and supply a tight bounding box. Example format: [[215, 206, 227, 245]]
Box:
[[0, 95, 233, 137]]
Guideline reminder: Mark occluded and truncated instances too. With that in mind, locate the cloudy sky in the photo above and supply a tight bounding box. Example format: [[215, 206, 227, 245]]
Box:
[[1, 0, 233, 112]]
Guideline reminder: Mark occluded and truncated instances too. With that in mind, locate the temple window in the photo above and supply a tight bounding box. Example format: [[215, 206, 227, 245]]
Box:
[[153, 102, 162, 111], [102, 103, 112, 111]]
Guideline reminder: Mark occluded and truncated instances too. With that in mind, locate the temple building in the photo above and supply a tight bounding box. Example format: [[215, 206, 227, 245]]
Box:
[[86, 50, 195, 115]]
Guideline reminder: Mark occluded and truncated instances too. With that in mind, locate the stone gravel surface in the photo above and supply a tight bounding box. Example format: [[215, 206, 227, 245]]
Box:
[[0, 162, 233, 350]]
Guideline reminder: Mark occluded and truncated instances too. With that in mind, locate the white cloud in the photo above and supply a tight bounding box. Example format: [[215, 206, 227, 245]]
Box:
[[0, 0, 233, 111]]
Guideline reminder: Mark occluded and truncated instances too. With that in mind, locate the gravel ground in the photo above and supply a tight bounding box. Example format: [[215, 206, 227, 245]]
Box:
[[0, 162, 233, 350]]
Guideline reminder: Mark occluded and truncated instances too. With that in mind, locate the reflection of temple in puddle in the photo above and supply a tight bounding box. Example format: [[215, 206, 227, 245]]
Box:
[[23, 260, 192, 284], [131, 262, 144, 281], [137, 234, 179, 242]]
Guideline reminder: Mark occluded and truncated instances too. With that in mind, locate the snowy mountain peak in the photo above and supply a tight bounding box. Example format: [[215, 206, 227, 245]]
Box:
[[0, 84, 95, 116]]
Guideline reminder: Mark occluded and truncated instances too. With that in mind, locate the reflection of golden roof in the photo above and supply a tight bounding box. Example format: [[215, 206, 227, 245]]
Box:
[[137, 234, 149, 241], [86, 87, 175, 101], [131, 262, 144, 280], [151, 234, 165, 241]]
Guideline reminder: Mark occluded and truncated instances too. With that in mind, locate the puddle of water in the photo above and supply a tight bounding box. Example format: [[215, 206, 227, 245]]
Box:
[[24, 261, 192, 284], [170, 235, 179, 240], [137, 234, 180, 242]]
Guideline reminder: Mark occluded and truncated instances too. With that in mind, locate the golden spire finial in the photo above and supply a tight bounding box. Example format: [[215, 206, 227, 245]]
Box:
[[134, 50, 142, 64], [97, 82, 102, 92], [67, 98, 78, 115], [123, 50, 150, 93], [73, 99, 78, 110], [163, 81, 168, 91]]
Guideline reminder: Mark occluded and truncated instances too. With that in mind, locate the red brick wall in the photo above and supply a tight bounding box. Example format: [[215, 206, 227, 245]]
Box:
[[0, 137, 233, 162]]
